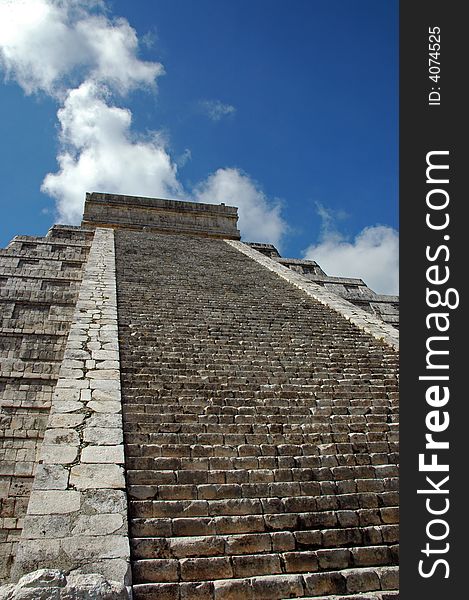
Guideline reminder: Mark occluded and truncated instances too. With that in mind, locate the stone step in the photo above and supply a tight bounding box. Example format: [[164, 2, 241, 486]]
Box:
[[114, 230, 399, 595], [132, 528, 395, 557], [122, 351, 394, 361], [122, 399, 398, 409], [122, 380, 397, 391], [125, 443, 398, 463], [126, 464, 398, 486], [125, 434, 398, 448], [128, 509, 399, 542], [124, 432, 398, 447], [132, 547, 396, 583], [121, 362, 397, 372], [122, 402, 398, 413], [131, 535, 396, 566], [125, 436, 399, 450], [123, 410, 397, 422], [127, 481, 397, 504], [122, 395, 397, 405], [302, 594, 398, 600], [130, 443, 397, 458], [127, 475, 396, 497], [121, 374, 397, 388], [125, 460, 395, 479], [125, 430, 398, 446], [122, 399, 397, 410], [125, 456, 397, 477], [131, 566, 398, 599], [124, 409, 399, 433], [127, 494, 398, 523]]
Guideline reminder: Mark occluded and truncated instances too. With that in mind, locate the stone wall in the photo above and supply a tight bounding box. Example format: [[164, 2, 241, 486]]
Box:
[[0, 226, 93, 582], [11, 228, 130, 589]]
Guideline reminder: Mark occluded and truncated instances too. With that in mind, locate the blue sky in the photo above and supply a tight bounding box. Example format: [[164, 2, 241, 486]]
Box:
[[0, 0, 398, 293]]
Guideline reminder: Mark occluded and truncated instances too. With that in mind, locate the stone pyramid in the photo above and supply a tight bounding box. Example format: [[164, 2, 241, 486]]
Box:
[[0, 193, 399, 599]]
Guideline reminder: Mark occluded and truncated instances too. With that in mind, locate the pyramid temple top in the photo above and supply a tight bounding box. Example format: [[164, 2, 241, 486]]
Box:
[[81, 191, 241, 239]]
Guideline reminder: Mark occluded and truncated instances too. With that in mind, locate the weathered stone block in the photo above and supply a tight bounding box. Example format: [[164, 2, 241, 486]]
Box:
[[344, 568, 380, 593], [27, 491, 81, 515], [70, 465, 125, 490], [180, 557, 233, 581]]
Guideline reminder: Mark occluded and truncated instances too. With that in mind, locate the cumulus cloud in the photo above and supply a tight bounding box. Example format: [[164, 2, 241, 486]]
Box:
[[194, 168, 287, 247], [304, 223, 399, 295], [42, 81, 182, 222], [200, 99, 236, 121], [0, 0, 162, 96]]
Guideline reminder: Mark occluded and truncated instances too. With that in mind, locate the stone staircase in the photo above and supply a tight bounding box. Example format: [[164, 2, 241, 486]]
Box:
[[115, 230, 399, 600]]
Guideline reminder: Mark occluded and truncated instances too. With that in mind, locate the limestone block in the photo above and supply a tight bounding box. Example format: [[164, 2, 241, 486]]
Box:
[[48, 414, 86, 429], [86, 415, 122, 429], [55, 380, 90, 392], [91, 389, 120, 403], [15, 569, 66, 589], [0, 570, 128, 599], [32, 465, 69, 491], [88, 380, 120, 392], [61, 573, 127, 599], [60, 536, 129, 561], [21, 515, 71, 540], [70, 465, 125, 490], [224, 533, 271, 555], [344, 568, 380, 593], [43, 430, 79, 447], [91, 351, 119, 361], [83, 428, 123, 446], [213, 579, 253, 600], [94, 361, 119, 370], [51, 401, 84, 414], [81, 489, 127, 515], [53, 390, 80, 402], [68, 559, 131, 587], [39, 445, 78, 465], [180, 557, 233, 581], [304, 571, 346, 595], [27, 491, 81, 515], [64, 350, 92, 360], [87, 370, 120, 380], [11, 540, 65, 578], [86, 401, 121, 414], [378, 566, 399, 590], [81, 446, 124, 464], [170, 536, 225, 559], [71, 514, 124, 536], [250, 574, 304, 599]]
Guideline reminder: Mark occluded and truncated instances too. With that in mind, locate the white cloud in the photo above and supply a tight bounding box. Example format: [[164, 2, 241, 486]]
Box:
[[304, 225, 399, 295], [75, 14, 163, 94], [0, 0, 163, 96], [42, 81, 182, 222], [200, 99, 236, 121], [176, 148, 192, 167], [194, 168, 287, 247]]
